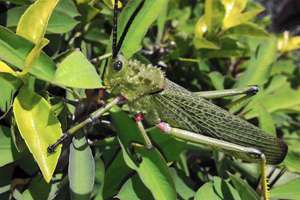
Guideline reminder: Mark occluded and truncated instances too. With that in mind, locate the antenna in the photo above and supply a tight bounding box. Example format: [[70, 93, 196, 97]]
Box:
[[112, 0, 145, 58], [112, 0, 119, 59]]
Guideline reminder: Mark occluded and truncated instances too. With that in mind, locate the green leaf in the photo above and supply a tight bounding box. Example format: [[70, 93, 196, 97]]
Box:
[[56, 0, 80, 18], [103, 151, 133, 199], [223, 23, 268, 37], [13, 86, 62, 183], [117, 175, 154, 200], [0, 25, 56, 82], [270, 178, 300, 200], [118, 0, 169, 58], [110, 108, 176, 200], [21, 176, 51, 200], [5, 0, 79, 34], [195, 177, 242, 200], [94, 155, 105, 200], [54, 51, 102, 89], [135, 147, 177, 200], [170, 168, 195, 200], [69, 134, 95, 199], [284, 151, 300, 173], [16, 0, 59, 44], [256, 102, 276, 135], [229, 174, 259, 200], [208, 71, 225, 90], [235, 36, 277, 87], [195, 182, 220, 200], [194, 37, 220, 50], [0, 73, 21, 112], [0, 126, 22, 167], [243, 76, 300, 119]]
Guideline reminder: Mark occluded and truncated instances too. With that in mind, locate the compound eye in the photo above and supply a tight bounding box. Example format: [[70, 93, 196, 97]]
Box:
[[113, 60, 123, 71]]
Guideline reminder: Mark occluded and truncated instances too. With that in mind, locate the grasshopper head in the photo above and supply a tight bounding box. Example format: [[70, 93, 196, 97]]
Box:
[[104, 55, 165, 101]]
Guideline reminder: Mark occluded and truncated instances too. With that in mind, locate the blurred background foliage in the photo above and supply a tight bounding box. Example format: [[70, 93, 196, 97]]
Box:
[[1, 0, 300, 199]]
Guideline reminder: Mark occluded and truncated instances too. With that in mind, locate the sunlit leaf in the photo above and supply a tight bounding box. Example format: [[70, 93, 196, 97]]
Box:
[[16, 0, 59, 44], [13, 86, 62, 183], [53, 50, 102, 89], [0, 61, 17, 76], [0, 26, 56, 82], [221, 0, 263, 30], [278, 31, 300, 53]]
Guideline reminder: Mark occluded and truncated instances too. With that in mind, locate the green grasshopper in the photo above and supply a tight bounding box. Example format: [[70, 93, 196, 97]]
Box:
[[49, 1, 288, 199]]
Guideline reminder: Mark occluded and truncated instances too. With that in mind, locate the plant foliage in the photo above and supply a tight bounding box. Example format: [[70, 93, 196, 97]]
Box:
[[0, 0, 300, 199]]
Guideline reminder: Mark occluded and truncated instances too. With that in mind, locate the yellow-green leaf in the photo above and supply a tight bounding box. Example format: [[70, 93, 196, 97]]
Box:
[[194, 17, 208, 38], [13, 86, 62, 183], [0, 61, 17, 76], [278, 32, 300, 53], [102, 0, 123, 9], [221, 0, 263, 30], [20, 38, 49, 75], [16, 0, 59, 44]]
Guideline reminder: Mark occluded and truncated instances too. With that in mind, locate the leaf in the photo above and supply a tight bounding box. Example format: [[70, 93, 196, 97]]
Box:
[[16, 0, 59, 44], [195, 182, 220, 200], [270, 178, 300, 200], [256, 102, 276, 135], [21, 176, 51, 200], [194, 17, 208, 38], [134, 147, 177, 200], [117, 175, 154, 200], [221, 0, 263, 30], [0, 60, 17, 76], [69, 134, 95, 199], [0, 73, 21, 112], [170, 168, 195, 200], [194, 37, 220, 50], [243, 76, 300, 119], [94, 155, 105, 200], [278, 32, 300, 53], [53, 50, 102, 89], [209, 71, 225, 90], [110, 108, 177, 200], [284, 151, 300, 173], [0, 25, 56, 82], [103, 151, 133, 199], [118, 0, 169, 58], [0, 126, 22, 167], [195, 177, 242, 200], [229, 174, 260, 200], [223, 23, 268, 37], [5, 0, 79, 34], [235, 36, 277, 87], [13, 86, 62, 183]]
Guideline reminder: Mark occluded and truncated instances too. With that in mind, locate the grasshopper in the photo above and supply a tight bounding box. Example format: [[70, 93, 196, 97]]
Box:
[[49, 0, 288, 199]]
